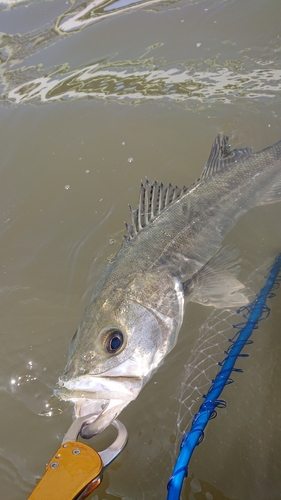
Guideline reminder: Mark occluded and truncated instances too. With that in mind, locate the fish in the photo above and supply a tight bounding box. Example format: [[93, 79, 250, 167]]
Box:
[[55, 133, 281, 437]]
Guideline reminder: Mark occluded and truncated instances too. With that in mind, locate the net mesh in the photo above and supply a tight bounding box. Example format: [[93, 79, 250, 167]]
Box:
[[168, 253, 281, 498], [104, 256, 279, 500]]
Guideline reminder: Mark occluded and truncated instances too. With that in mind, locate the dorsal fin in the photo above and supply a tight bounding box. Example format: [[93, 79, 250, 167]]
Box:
[[125, 178, 189, 239], [201, 134, 252, 180], [124, 134, 252, 240]]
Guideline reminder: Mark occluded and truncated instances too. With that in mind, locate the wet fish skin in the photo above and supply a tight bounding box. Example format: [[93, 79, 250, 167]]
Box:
[[56, 134, 281, 436]]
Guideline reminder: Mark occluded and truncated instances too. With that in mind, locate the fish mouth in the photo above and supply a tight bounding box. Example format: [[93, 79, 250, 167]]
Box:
[[55, 375, 143, 437]]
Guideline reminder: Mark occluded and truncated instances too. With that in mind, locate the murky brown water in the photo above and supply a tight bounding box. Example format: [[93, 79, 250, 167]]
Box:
[[1, 0, 281, 499]]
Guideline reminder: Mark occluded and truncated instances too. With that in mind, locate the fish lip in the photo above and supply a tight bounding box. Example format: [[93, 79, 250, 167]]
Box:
[[54, 388, 131, 437], [54, 374, 143, 435], [56, 374, 143, 400]]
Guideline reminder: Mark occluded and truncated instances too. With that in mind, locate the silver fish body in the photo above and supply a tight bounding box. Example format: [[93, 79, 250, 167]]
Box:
[[56, 134, 281, 437]]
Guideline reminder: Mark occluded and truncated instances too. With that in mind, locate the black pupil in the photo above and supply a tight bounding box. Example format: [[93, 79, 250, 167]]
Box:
[[107, 331, 123, 353]]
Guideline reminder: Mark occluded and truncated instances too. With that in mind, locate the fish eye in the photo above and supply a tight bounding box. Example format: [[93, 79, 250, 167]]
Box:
[[104, 329, 124, 354]]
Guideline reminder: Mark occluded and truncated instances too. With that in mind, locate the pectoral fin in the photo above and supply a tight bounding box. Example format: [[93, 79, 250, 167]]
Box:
[[258, 179, 281, 205], [184, 244, 249, 308]]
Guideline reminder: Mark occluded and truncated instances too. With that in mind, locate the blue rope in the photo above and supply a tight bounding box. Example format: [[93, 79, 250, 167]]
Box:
[[167, 253, 281, 500]]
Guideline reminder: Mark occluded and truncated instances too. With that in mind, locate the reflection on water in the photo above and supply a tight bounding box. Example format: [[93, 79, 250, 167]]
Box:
[[58, 0, 164, 32], [1, 0, 280, 108], [0, 0, 174, 82], [1, 1, 281, 107], [8, 58, 281, 104]]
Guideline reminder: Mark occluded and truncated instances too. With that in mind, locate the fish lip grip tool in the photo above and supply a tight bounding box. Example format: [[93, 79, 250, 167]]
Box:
[[27, 417, 128, 500]]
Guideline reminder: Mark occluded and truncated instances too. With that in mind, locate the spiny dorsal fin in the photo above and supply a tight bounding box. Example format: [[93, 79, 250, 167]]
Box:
[[124, 134, 252, 240], [125, 178, 189, 239], [201, 134, 252, 180]]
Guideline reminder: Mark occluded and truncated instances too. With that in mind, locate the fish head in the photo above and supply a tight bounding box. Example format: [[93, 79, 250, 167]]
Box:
[[55, 278, 180, 437]]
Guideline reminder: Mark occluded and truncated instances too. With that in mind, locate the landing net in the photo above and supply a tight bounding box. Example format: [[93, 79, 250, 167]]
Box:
[[167, 252, 281, 499]]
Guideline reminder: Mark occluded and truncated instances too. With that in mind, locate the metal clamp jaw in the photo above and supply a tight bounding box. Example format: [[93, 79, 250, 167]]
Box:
[[28, 417, 128, 500]]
